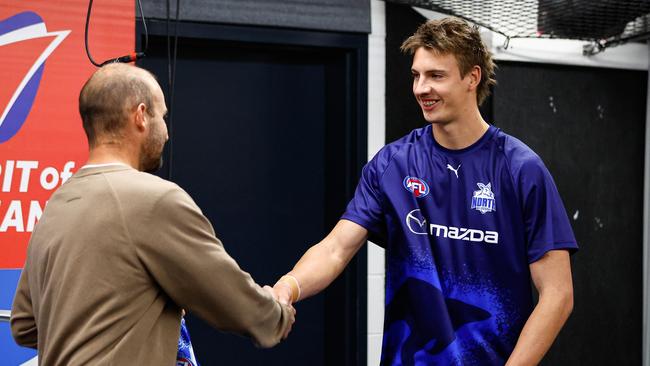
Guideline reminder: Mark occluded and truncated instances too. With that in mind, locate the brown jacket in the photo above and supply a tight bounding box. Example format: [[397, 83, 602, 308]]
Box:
[[11, 165, 293, 365]]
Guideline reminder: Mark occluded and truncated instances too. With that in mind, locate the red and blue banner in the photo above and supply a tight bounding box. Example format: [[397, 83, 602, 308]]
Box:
[[0, 1, 133, 363]]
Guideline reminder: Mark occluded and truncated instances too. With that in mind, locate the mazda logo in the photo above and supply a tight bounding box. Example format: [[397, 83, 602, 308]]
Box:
[[405, 209, 428, 235]]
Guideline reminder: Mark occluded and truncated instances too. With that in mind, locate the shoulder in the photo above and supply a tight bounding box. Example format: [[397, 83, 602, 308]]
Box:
[[497, 129, 547, 178], [113, 169, 181, 194], [110, 172, 208, 237], [104, 169, 195, 210]]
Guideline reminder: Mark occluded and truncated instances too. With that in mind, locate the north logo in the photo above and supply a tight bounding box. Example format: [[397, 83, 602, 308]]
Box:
[[471, 182, 496, 214], [403, 176, 429, 198], [0, 11, 69, 143]]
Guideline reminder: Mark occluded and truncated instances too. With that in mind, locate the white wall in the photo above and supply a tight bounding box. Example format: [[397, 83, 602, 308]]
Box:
[[367, 1, 386, 365], [413, 7, 648, 71]]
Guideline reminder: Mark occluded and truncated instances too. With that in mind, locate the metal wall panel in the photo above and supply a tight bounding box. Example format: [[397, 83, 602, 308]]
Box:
[[140, 0, 371, 33]]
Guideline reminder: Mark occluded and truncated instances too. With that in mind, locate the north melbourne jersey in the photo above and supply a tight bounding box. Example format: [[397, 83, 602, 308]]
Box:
[[342, 124, 578, 365]]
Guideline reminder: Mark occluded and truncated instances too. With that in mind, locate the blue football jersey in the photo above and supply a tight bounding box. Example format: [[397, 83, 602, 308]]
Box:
[[177, 318, 199, 366], [342, 124, 578, 365]]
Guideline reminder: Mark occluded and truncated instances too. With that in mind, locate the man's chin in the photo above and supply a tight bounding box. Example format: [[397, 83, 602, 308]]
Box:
[[424, 115, 442, 124], [423, 113, 450, 125]]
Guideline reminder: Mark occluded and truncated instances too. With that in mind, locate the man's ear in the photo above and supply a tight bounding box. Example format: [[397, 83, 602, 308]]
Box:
[[134, 103, 147, 131], [467, 65, 482, 92]]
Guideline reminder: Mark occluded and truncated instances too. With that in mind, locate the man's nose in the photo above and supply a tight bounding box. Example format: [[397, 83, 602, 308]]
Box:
[[414, 79, 431, 95]]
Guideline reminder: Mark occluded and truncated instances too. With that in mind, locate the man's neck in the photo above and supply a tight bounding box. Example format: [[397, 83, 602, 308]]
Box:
[[85, 143, 139, 170], [431, 110, 489, 150]]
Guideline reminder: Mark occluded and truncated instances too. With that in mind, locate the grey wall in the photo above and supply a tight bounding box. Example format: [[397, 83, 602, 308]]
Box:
[[139, 0, 371, 33]]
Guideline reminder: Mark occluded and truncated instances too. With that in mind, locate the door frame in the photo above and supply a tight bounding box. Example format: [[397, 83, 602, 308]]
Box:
[[137, 20, 368, 366]]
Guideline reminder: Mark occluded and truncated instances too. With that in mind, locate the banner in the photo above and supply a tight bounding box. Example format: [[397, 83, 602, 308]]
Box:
[[0, 1, 134, 363]]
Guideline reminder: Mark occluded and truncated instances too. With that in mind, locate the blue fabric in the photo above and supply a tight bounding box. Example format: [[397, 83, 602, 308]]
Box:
[[0, 270, 21, 310], [0, 270, 38, 365], [177, 318, 199, 366], [342, 125, 578, 365]]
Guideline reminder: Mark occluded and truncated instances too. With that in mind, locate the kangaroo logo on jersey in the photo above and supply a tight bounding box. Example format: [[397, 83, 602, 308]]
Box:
[[0, 11, 70, 143], [471, 182, 496, 214], [403, 176, 429, 198], [382, 278, 491, 365]]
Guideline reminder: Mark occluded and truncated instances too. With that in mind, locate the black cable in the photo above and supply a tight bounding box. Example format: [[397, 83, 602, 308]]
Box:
[[170, 0, 180, 124], [166, 0, 172, 91], [166, 0, 172, 178], [165, 0, 181, 179], [85, 0, 149, 67], [137, 0, 149, 54], [84, 0, 102, 67]]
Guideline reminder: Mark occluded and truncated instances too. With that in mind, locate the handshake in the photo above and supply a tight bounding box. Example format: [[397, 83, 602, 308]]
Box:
[[262, 274, 302, 341]]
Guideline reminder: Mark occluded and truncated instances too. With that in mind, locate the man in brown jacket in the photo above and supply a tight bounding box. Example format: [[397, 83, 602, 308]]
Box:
[[10, 63, 295, 365]]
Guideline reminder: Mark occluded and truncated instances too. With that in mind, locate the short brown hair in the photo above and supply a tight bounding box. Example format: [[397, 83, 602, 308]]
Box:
[[79, 64, 156, 146], [401, 17, 496, 105]]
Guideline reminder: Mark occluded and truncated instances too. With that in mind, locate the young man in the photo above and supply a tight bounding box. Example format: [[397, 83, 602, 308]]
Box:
[[11, 64, 294, 364], [274, 17, 577, 365]]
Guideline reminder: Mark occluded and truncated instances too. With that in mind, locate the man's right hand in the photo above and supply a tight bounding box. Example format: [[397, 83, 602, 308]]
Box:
[[271, 281, 295, 306], [283, 304, 296, 340], [263, 285, 296, 340]]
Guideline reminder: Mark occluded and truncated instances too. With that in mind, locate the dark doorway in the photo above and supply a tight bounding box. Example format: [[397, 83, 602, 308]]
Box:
[[138, 22, 367, 366]]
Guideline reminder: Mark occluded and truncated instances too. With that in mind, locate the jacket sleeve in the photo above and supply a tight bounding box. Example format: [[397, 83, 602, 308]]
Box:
[[133, 186, 293, 348], [10, 267, 38, 349]]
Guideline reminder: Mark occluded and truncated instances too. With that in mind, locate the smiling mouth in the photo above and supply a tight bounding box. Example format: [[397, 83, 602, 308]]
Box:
[[421, 99, 440, 109]]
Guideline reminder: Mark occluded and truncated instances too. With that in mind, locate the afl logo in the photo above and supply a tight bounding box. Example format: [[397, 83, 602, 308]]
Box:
[[0, 11, 70, 143], [403, 176, 430, 198]]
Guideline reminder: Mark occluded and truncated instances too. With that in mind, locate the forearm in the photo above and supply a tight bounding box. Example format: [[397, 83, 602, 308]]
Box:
[[506, 290, 573, 366], [275, 220, 368, 302], [286, 240, 352, 300]]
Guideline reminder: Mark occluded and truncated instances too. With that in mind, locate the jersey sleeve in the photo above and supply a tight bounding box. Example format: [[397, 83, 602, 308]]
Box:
[[341, 152, 387, 241], [518, 157, 578, 263]]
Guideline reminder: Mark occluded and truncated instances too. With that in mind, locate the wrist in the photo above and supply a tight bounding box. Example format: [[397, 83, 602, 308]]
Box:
[[276, 274, 301, 303]]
